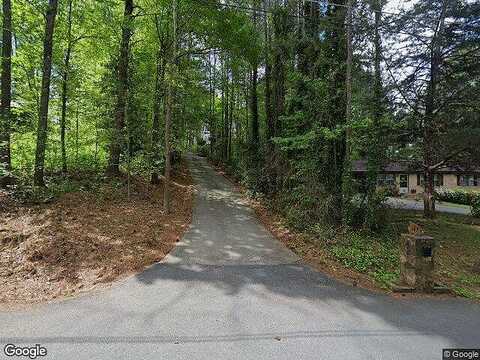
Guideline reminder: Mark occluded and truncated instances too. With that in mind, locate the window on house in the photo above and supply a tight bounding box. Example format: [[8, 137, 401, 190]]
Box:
[[378, 174, 396, 187], [386, 174, 395, 186], [458, 175, 479, 187], [399, 175, 408, 188], [435, 174, 444, 187], [417, 174, 443, 187]]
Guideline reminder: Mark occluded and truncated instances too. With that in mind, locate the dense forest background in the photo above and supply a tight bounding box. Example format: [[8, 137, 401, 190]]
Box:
[[0, 0, 479, 225]]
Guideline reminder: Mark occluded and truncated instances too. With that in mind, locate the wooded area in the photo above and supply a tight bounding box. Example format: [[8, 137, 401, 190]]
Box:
[[0, 0, 479, 227]]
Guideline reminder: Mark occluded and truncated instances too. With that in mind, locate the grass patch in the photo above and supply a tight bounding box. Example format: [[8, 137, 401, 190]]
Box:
[[309, 210, 480, 298]]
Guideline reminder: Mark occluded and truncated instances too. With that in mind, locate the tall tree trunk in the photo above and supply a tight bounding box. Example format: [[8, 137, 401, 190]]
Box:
[[265, 56, 274, 142], [249, 1, 259, 159], [60, 0, 73, 174], [151, 50, 165, 184], [250, 66, 259, 146], [423, 0, 447, 218], [209, 51, 214, 157], [272, 6, 286, 142], [34, 0, 58, 187], [342, 0, 354, 223], [244, 72, 249, 144], [164, 73, 173, 213], [223, 65, 229, 162], [212, 52, 217, 158], [372, 0, 383, 125], [366, 0, 384, 198], [345, 0, 352, 149], [228, 74, 234, 162], [325, 0, 348, 224], [164, 0, 177, 214], [106, 0, 134, 175], [220, 57, 225, 161], [0, 0, 12, 186], [264, 0, 274, 145]]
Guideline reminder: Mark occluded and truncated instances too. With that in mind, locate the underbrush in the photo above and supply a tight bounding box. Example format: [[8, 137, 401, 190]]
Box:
[[330, 231, 399, 287], [4, 152, 182, 205], [259, 191, 480, 298]]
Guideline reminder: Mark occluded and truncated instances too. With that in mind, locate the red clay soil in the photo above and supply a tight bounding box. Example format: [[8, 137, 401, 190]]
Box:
[[0, 161, 193, 308]]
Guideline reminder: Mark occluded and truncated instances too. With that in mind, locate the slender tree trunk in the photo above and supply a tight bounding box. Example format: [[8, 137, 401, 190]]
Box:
[[263, 0, 278, 193], [164, 75, 173, 213], [60, 0, 73, 174], [106, 0, 134, 175], [223, 65, 229, 162], [423, 0, 447, 218], [264, 0, 274, 144], [228, 75, 234, 161], [164, 0, 177, 214], [366, 0, 384, 198], [342, 0, 354, 223], [248, 1, 260, 162], [208, 51, 214, 157], [272, 6, 286, 142], [372, 0, 382, 125], [264, 59, 274, 144], [325, 0, 348, 224], [34, 0, 58, 187], [210, 52, 217, 159], [344, 0, 353, 159], [0, 0, 12, 186], [220, 57, 225, 162], [250, 67, 259, 146], [151, 50, 165, 184], [244, 72, 249, 144]]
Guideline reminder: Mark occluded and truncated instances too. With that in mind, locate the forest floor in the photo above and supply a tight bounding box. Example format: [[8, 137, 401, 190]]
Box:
[[0, 161, 193, 308], [211, 160, 480, 301]]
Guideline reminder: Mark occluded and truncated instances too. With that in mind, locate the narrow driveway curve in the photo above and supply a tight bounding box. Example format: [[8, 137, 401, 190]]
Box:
[[164, 155, 299, 265], [0, 155, 478, 360], [387, 197, 471, 215]]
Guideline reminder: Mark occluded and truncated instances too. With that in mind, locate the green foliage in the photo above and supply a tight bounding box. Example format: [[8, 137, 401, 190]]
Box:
[[196, 144, 209, 158], [471, 197, 480, 218], [343, 191, 389, 229], [9, 172, 104, 204], [331, 231, 399, 286], [452, 286, 480, 300], [435, 188, 480, 206]]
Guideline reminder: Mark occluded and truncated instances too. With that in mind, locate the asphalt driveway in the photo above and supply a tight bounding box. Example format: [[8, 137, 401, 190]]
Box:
[[0, 155, 479, 360], [386, 197, 471, 215]]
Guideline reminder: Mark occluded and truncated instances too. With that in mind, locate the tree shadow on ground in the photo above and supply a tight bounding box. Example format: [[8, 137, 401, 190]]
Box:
[[134, 261, 480, 347]]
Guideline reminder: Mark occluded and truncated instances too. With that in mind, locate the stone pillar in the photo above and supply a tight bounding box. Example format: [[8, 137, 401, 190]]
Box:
[[399, 234, 435, 292]]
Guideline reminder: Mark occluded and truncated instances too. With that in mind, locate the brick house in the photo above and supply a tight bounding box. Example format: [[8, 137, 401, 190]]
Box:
[[352, 160, 480, 196]]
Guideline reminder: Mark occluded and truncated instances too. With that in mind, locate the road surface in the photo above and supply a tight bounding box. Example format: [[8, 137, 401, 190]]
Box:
[[386, 197, 471, 215], [1, 155, 479, 360]]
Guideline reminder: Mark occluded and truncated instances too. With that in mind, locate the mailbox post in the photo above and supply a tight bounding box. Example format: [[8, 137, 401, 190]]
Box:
[[399, 234, 435, 292]]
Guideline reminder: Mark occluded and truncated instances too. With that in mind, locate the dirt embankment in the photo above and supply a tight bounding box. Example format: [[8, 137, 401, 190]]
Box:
[[0, 161, 194, 308]]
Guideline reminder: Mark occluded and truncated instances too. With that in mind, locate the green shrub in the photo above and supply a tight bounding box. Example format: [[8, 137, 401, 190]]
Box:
[[343, 192, 388, 230], [471, 197, 480, 218], [435, 188, 480, 206], [196, 144, 209, 157]]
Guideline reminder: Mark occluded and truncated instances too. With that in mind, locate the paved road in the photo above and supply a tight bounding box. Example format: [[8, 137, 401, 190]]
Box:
[[1, 155, 479, 360], [387, 197, 471, 215]]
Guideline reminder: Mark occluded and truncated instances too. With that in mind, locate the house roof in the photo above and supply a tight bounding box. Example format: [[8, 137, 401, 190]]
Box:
[[352, 160, 480, 174]]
